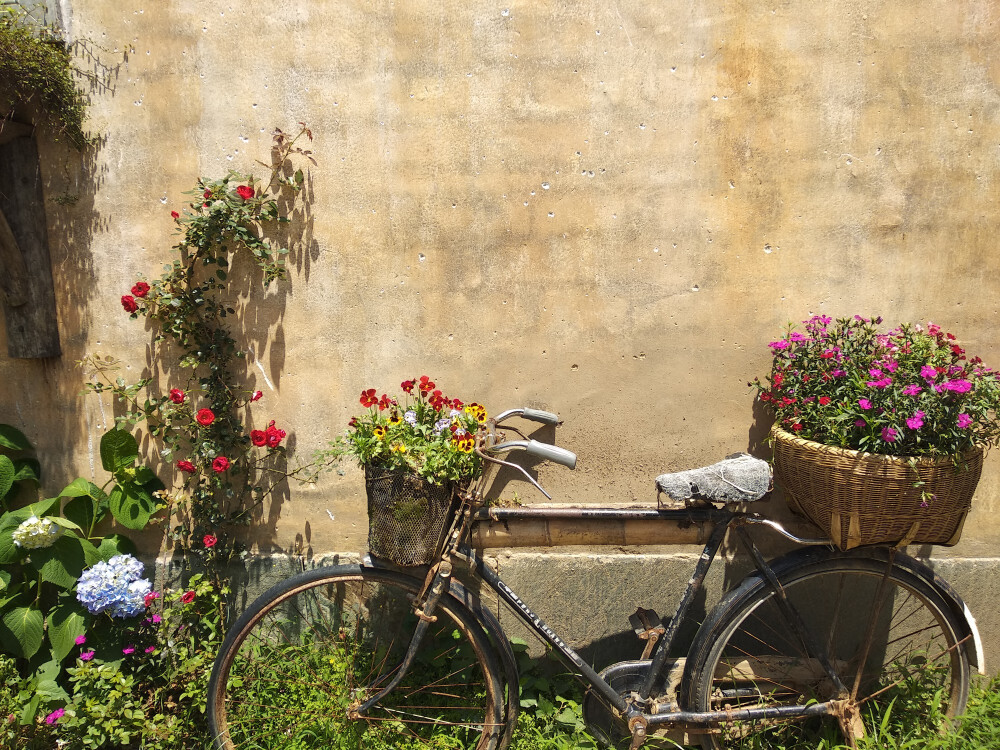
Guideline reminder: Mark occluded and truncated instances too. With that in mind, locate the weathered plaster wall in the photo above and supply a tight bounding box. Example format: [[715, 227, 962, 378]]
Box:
[[2, 1, 999, 567]]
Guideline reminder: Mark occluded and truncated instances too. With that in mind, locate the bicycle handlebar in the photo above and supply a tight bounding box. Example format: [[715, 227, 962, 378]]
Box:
[[488, 439, 577, 469], [492, 407, 561, 425]]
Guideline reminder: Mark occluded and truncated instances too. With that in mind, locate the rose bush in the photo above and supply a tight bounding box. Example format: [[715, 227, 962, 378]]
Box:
[[753, 315, 1000, 458]]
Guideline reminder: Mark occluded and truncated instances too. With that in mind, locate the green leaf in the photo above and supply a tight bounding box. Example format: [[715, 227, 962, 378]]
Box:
[[100, 429, 139, 474], [47, 516, 82, 532], [0, 455, 13, 499], [80, 537, 101, 566], [0, 569, 9, 593], [26, 535, 86, 589], [134, 465, 156, 485], [0, 602, 44, 659], [63, 495, 96, 534], [11, 458, 40, 484], [59, 477, 105, 500], [108, 483, 156, 530], [0, 518, 23, 564], [96, 533, 138, 561], [0, 425, 31, 451], [48, 603, 88, 661]]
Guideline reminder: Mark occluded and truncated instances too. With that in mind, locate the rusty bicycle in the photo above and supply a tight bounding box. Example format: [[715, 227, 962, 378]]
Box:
[[207, 407, 982, 749]]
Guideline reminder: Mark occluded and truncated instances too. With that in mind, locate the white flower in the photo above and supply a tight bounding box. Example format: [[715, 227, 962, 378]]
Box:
[[12, 516, 64, 550]]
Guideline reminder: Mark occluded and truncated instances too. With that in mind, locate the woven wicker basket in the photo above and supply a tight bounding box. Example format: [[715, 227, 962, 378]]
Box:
[[365, 468, 456, 566], [771, 426, 982, 550]]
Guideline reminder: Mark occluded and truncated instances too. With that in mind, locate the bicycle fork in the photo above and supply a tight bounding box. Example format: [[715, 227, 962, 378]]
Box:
[[349, 560, 454, 719]]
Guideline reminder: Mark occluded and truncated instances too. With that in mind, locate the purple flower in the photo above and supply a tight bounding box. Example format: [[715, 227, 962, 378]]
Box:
[[80, 650, 95, 661], [957, 413, 973, 429], [944, 379, 972, 393], [881, 427, 898, 443], [45, 708, 64, 725], [901, 384, 922, 396], [906, 411, 925, 430], [920, 365, 939, 380], [858, 398, 872, 410]]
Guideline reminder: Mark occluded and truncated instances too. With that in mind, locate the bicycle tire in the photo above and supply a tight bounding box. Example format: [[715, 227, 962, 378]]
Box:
[[207, 563, 506, 750], [685, 548, 971, 749]]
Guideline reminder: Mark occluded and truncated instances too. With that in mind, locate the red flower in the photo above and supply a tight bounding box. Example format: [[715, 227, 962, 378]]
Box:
[[818, 396, 831, 406], [791, 422, 804, 432], [144, 591, 161, 607], [203, 534, 217, 548], [250, 429, 266, 446], [212, 456, 230, 473], [348, 417, 358, 428], [236, 185, 254, 201], [418, 375, 435, 393], [401, 379, 416, 393], [360, 389, 378, 408], [250, 390, 263, 402], [451, 398, 464, 409], [203, 189, 212, 198], [181, 590, 196, 604], [171, 210, 180, 219], [378, 394, 394, 411], [131, 281, 150, 298], [169, 388, 185, 404], [121, 295, 138, 313], [196, 408, 215, 426], [176, 460, 196, 473], [265, 421, 286, 447]]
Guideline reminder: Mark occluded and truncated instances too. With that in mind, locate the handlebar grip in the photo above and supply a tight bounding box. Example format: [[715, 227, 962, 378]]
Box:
[[523, 439, 577, 469], [521, 408, 560, 425]]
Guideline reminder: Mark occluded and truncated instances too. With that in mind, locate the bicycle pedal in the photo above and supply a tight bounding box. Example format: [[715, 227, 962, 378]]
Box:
[[629, 608, 667, 660]]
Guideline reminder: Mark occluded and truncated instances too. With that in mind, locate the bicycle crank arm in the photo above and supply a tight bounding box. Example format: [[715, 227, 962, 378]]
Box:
[[350, 562, 453, 718]]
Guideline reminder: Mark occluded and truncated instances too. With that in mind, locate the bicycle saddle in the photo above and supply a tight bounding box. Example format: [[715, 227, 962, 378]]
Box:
[[655, 453, 771, 505]]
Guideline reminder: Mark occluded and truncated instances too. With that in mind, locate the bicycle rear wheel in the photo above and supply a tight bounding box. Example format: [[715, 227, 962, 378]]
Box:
[[207, 564, 506, 750], [686, 548, 971, 749]]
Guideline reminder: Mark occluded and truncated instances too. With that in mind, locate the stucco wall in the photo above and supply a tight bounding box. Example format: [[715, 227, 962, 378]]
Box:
[[2, 0, 999, 566]]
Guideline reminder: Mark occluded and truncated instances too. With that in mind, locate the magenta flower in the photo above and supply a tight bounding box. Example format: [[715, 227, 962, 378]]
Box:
[[906, 411, 925, 430], [854, 419, 867, 428], [866, 377, 892, 388], [869, 368, 883, 378], [45, 708, 65, 725], [858, 398, 872, 410], [123, 646, 135, 655], [902, 384, 922, 396], [145, 646, 156, 654], [80, 650, 95, 661], [881, 427, 898, 443], [769, 339, 790, 351], [920, 365, 939, 380], [957, 413, 973, 429], [75, 634, 86, 646], [944, 379, 972, 393]]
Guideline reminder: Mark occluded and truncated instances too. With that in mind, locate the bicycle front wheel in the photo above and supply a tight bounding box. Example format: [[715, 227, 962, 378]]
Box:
[[207, 564, 506, 750], [686, 549, 971, 749]]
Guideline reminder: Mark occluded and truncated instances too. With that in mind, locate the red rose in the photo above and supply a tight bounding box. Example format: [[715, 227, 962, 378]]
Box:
[[121, 295, 138, 313], [203, 534, 217, 548], [360, 389, 378, 408], [131, 281, 150, 298], [171, 210, 180, 219], [196, 408, 215, 426], [181, 590, 196, 604], [169, 388, 185, 404], [265, 420, 286, 448], [250, 390, 263, 402], [250, 429, 266, 446], [236, 185, 254, 201], [176, 460, 196, 473], [212, 456, 230, 473]]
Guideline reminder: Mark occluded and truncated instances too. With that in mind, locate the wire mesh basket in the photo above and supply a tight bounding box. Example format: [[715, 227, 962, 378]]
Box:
[[365, 468, 456, 565], [771, 426, 982, 550]]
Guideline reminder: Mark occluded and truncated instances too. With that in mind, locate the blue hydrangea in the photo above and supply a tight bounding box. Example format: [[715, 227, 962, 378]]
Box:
[[76, 554, 152, 618]]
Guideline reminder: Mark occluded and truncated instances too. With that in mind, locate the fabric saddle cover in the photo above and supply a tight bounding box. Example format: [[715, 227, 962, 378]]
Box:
[[655, 453, 771, 504]]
